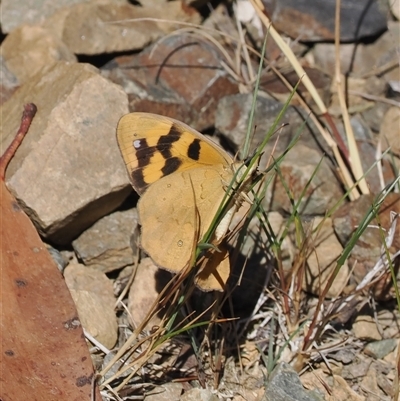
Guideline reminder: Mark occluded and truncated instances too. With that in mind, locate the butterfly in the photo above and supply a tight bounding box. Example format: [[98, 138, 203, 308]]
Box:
[[116, 112, 256, 291]]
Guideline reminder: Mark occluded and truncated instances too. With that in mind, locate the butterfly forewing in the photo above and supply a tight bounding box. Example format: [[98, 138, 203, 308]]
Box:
[[117, 113, 233, 195]]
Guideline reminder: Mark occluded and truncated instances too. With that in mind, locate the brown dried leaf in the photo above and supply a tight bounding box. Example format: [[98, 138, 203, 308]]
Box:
[[0, 104, 101, 400]]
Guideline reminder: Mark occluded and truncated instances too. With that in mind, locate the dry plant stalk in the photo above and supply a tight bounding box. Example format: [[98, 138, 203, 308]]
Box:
[[249, 0, 367, 200]]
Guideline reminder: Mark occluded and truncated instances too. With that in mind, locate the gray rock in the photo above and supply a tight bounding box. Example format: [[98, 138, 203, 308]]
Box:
[[269, 143, 344, 215], [64, 263, 118, 349], [0, 0, 89, 33], [333, 193, 400, 300], [180, 387, 218, 401], [330, 349, 356, 364], [103, 34, 239, 132], [0, 56, 19, 105], [380, 107, 400, 155], [46, 243, 68, 273], [41, 1, 201, 56], [1, 61, 131, 244], [364, 339, 397, 359], [303, 217, 348, 298], [262, 0, 387, 42], [143, 383, 184, 401], [215, 92, 323, 168], [42, 2, 164, 56], [73, 208, 138, 273], [1, 25, 77, 84], [313, 21, 399, 78], [264, 363, 325, 401]]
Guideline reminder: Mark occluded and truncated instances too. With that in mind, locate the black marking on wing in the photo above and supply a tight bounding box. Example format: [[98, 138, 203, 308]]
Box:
[[187, 138, 201, 161], [131, 126, 183, 192], [162, 157, 183, 176], [130, 123, 209, 193], [134, 138, 155, 167], [130, 138, 155, 192], [131, 169, 148, 192], [156, 126, 181, 159]]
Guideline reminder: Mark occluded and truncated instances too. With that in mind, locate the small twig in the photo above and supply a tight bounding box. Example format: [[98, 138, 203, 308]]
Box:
[[348, 90, 400, 107], [0, 103, 37, 180], [84, 329, 111, 355]]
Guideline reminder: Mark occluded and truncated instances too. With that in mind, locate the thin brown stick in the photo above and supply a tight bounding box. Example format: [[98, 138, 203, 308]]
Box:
[[333, 0, 368, 195], [0, 103, 37, 180]]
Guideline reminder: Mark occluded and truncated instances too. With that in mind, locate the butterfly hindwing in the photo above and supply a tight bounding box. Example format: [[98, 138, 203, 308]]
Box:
[[117, 113, 233, 195], [138, 166, 232, 277], [195, 242, 230, 291]]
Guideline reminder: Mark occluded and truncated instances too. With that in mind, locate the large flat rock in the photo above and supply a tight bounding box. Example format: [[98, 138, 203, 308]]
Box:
[[1, 62, 131, 244]]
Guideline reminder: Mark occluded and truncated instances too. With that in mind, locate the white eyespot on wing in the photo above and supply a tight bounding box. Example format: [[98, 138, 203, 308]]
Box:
[[133, 139, 142, 149]]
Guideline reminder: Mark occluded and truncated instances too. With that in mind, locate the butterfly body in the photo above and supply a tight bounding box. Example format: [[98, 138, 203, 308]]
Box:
[[117, 112, 252, 291]]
